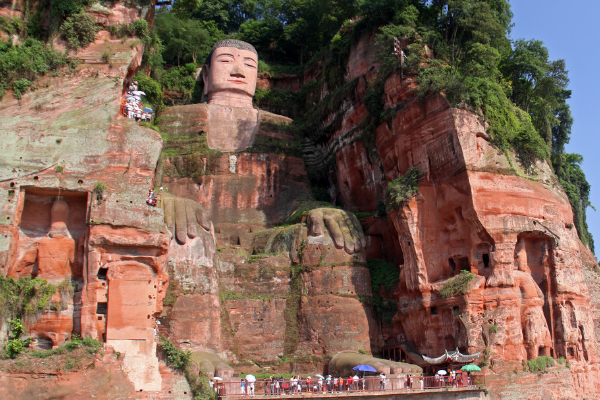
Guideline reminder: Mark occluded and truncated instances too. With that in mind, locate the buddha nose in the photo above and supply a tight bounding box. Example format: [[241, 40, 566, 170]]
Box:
[[230, 62, 246, 78]]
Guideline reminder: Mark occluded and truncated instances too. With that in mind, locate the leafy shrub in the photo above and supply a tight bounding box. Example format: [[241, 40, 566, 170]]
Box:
[[440, 270, 475, 298], [51, 0, 83, 19], [12, 78, 32, 99], [5, 338, 25, 358], [110, 19, 149, 39], [101, 48, 112, 66], [159, 63, 198, 102], [527, 356, 554, 373], [133, 71, 164, 112], [60, 13, 98, 49], [55, 165, 64, 173], [489, 324, 498, 333], [367, 258, 399, 292], [132, 19, 149, 37], [0, 16, 23, 35], [385, 167, 424, 209], [0, 275, 58, 321], [93, 182, 106, 200], [4, 318, 27, 358], [0, 39, 70, 99], [159, 335, 191, 371]]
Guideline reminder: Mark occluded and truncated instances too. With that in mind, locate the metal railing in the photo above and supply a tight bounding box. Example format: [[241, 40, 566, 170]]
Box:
[[215, 374, 485, 396]]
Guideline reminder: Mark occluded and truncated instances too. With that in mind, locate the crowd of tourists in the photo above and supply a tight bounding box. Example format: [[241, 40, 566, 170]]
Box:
[[237, 375, 371, 395], [217, 370, 478, 396], [122, 80, 153, 122]]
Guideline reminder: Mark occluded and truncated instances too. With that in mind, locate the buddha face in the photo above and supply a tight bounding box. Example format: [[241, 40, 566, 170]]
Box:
[[203, 46, 258, 105]]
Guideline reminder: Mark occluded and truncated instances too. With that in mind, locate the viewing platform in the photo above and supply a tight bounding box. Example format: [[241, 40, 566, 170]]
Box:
[[216, 375, 486, 400]]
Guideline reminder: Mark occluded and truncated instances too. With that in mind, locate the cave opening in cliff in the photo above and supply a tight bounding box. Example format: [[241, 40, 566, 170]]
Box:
[[448, 258, 456, 274], [97, 267, 108, 280], [97, 302, 108, 315], [482, 253, 490, 269]]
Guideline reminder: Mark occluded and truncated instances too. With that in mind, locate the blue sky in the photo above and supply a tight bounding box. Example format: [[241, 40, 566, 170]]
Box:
[[510, 1, 600, 255]]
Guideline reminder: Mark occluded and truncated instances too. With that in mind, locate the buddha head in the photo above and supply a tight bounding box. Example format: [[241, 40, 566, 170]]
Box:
[[202, 39, 258, 107]]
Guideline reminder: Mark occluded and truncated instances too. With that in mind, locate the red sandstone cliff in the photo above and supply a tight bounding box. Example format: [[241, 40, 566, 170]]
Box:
[[1, 9, 600, 400], [299, 32, 600, 397]]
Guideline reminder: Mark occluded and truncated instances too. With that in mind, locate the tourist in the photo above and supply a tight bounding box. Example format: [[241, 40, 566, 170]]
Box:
[[128, 80, 138, 93], [333, 376, 338, 392], [241, 379, 246, 395], [406, 374, 411, 390], [348, 375, 354, 391], [379, 373, 386, 390], [353, 374, 360, 390], [317, 376, 323, 393], [291, 376, 297, 393]]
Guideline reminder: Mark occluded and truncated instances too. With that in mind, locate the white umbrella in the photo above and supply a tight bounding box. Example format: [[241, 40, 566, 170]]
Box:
[[315, 374, 324, 379], [437, 370, 447, 375], [132, 90, 146, 96], [212, 377, 223, 381], [245, 374, 256, 382]]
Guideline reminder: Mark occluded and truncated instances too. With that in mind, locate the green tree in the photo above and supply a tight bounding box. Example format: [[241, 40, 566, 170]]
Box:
[[154, 12, 213, 66], [60, 13, 98, 49]]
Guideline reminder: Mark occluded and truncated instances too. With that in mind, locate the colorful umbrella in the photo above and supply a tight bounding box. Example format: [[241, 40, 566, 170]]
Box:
[[353, 364, 377, 372], [461, 364, 481, 372]]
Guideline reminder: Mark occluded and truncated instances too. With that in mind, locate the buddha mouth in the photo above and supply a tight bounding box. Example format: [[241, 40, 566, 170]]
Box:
[[228, 79, 246, 84]]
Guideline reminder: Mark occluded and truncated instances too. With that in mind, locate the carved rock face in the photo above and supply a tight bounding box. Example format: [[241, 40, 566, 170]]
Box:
[[203, 46, 258, 107], [49, 196, 70, 238]]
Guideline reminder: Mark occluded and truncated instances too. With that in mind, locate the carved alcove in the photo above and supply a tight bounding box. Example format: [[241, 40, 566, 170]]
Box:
[[11, 187, 89, 280], [7, 187, 90, 346], [514, 231, 555, 358]]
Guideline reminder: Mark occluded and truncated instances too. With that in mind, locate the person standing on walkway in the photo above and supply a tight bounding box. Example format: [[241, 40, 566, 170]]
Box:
[[379, 373, 386, 390]]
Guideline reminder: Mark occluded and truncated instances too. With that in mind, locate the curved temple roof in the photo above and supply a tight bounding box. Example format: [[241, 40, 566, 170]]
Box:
[[422, 349, 481, 365]]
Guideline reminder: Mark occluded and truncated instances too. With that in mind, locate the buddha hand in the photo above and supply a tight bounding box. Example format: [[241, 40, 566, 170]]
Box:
[[161, 193, 213, 244], [306, 208, 366, 254]]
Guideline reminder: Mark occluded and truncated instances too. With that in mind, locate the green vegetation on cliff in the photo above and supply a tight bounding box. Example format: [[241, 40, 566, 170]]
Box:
[[440, 270, 475, 298], [0, 39, 71, 99], [385, 167, 425, 209], [159, 336, 216, 400]]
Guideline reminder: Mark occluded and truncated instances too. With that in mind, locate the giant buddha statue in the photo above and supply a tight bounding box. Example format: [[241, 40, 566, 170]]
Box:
[[158, 39, 371, 365]]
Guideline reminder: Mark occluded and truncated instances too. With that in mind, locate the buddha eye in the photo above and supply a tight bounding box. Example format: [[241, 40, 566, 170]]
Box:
[[245, 63, 257, 69]]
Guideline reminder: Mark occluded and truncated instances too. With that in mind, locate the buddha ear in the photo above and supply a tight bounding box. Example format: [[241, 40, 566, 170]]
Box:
[[202, 65, 209, 96]]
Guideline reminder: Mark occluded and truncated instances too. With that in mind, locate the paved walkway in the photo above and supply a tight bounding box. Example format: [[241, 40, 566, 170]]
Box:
[[221, 386, 485, 399]]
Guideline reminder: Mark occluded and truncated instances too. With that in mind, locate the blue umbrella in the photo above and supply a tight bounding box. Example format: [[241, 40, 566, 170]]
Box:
[[143, 107, 153, 113], [353, 364, 377, 372]]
